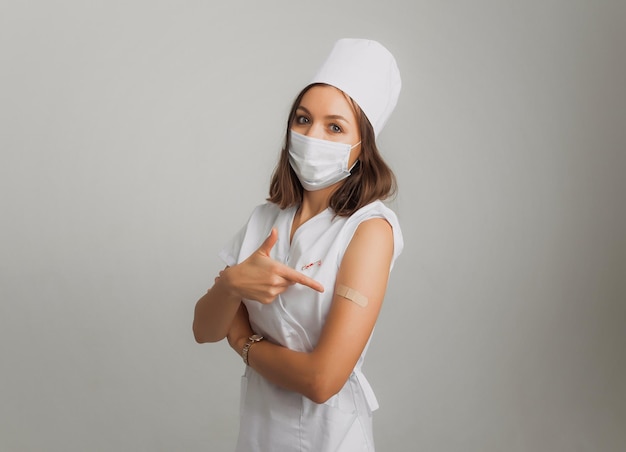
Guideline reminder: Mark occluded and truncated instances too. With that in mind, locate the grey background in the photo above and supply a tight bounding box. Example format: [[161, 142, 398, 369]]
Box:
[[1, 1, 624, 451]]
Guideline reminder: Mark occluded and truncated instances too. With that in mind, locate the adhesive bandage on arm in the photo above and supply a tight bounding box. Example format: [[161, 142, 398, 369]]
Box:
[[336, 284, 369, 307]]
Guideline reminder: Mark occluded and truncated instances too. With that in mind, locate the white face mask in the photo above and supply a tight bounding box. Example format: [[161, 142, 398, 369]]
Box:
[[288, 131, 361, 191]]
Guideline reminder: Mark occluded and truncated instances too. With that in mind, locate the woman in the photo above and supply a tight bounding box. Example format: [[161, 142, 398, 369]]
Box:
[[193, 38, 403, 452]]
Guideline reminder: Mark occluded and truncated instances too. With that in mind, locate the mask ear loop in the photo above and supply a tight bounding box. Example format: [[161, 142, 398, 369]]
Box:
[[348, 141, 362, 173]]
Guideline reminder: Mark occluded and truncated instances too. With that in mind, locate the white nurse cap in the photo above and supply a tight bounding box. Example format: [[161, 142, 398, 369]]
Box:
[[309, 38, 401, 137]]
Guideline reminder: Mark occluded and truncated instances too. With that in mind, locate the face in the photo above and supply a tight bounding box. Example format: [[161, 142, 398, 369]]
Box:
[[290, 84, 362, 165]]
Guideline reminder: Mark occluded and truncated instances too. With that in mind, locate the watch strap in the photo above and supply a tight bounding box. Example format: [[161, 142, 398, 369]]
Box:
[[242, 334, 263, 366]]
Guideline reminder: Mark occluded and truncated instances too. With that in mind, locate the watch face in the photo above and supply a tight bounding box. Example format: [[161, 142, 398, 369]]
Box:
[[250, 334, 263, 341]]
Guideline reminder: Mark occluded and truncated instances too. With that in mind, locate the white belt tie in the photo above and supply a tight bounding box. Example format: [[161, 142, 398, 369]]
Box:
[[353, 367, 379, 412]]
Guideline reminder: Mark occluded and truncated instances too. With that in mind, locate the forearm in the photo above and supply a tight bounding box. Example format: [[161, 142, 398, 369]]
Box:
[[232, 337, 340, 404], [193, 276, 241, 343]]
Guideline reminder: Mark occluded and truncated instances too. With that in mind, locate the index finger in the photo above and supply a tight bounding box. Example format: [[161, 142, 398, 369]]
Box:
[[277, 264, 324, 293]]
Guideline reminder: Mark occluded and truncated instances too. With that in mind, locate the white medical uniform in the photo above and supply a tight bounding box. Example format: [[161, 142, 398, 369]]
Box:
[[219, 200, 403, 452]]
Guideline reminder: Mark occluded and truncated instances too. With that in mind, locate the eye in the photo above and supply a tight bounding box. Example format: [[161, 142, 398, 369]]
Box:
[[295, 115, 310, 125], [330, 123, 342, 133]]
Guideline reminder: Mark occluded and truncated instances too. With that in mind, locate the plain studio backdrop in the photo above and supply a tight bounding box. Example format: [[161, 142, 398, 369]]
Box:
[[1, 1, 624, 451]]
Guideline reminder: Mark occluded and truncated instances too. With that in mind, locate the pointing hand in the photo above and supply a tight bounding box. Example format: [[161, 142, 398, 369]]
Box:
[[222, 228, 324, 304]]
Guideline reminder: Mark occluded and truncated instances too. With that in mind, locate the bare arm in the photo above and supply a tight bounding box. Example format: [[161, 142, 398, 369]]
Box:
[[192, 269, 242, 343], [193, 228, 324, 343], [228, 218, 394, 403]]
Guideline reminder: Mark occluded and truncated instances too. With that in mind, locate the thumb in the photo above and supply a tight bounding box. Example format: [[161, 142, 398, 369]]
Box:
[[258, 228, 278, 257]]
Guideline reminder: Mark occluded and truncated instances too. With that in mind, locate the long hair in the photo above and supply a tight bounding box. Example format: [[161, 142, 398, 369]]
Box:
[[267, 84, 397, 217]]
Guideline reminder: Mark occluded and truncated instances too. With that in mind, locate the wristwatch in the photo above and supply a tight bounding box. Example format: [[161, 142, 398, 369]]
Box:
[[242, 334, 264, 366]]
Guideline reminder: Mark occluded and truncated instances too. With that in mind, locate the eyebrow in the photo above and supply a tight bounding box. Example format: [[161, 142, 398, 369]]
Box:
[[296, 106, 350, 123]]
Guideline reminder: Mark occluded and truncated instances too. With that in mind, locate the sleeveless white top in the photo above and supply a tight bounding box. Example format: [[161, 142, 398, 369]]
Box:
[[219, 200, 403, 452]]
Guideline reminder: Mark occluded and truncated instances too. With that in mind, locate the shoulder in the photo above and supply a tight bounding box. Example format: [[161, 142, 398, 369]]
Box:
[[349, 217, 394, 255], [244, 202, 286, 228], [349, 201, 402, 244], [347, 200, 400, 227], [241, 201, 294, 243], [340, 201, 404, 268], [348, 202, 396, 255], [219, 202, 289, 266], [249, 201, 282, 218]]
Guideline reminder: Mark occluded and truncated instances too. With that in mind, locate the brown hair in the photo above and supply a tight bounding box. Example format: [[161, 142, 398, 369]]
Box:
[[267, 84, 397, 217]]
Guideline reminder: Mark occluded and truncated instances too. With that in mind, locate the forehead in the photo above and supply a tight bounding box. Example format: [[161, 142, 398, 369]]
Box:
[[297, 85, 358, 122]]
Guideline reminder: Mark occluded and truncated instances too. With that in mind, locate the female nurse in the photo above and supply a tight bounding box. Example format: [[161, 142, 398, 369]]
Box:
[[193, 38, 404, 452]]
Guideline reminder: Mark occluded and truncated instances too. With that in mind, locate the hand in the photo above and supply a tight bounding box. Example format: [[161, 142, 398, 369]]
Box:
[[227, 303, 253, 354], [222, 228, 324, 304]]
